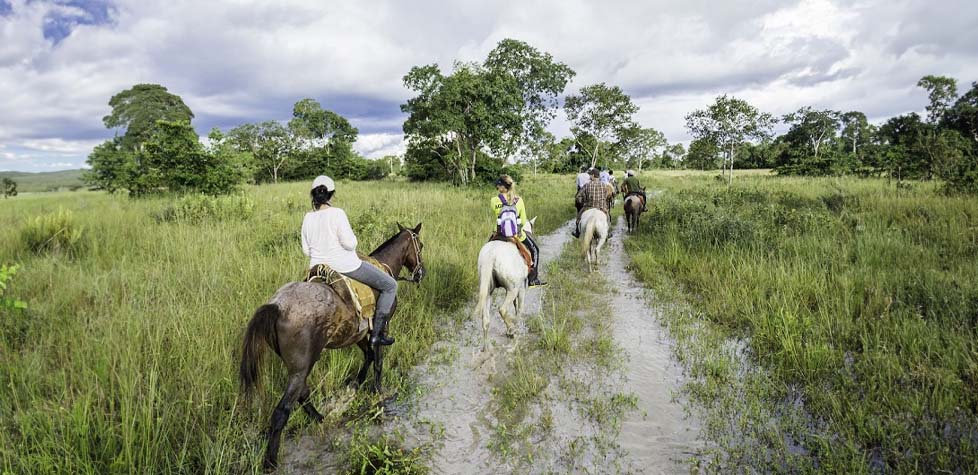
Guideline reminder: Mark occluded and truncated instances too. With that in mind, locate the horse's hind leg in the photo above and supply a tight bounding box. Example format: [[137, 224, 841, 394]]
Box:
[[499, 287, 519, 337], [263, 372, 307, 471], [298, 382, 323, 423], [353, 338, 374, 389]]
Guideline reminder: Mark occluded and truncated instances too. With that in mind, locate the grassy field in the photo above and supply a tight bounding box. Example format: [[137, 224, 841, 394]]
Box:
[[0, 169, 85, 193], [0, 175, 574, 474], [625, 171, 978, 473]]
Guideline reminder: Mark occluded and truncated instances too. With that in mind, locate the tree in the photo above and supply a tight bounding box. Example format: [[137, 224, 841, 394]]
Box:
[[878, 113, 927, 181], [618, 126, 666, 171], [685, 95, 774, 184], [289, 98, 358, 170], [401, 62, 522, 184], [777, 107, 842, 175], [659, 143, 686, 169], [228, 121, 296, 183], [685, 137, 721, 170], [917, 75, 958, 124], [840, 111, 872, 159], [83, 138, 130, 192], [1, 177, 16, 198], [564, 83, 639, 168], [102, 84, 194, 152], [947, 82, 978, 144], [484, 39, 575, 162], [135, 120, 242, 195]]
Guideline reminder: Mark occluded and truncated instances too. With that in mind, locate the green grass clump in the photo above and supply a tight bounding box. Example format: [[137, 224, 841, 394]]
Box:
[[19, 208, 87, 257], [153, 193, 257, 223], [0, 175, 575, 474], [625, 172, 978, 473]]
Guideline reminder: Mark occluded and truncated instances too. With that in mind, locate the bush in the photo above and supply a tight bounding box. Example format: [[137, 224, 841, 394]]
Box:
[[153, 194, 257, 223], [20, 208, 87, 257], [0, 264, 27, 312]]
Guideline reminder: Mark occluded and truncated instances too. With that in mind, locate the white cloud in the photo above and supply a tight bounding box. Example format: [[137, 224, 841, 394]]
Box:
[[1, 0, 977, 170], [355, 133, 405, 158]]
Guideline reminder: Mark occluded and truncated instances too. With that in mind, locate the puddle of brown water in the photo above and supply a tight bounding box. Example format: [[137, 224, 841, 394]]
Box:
[[602, 216, 701, 474]]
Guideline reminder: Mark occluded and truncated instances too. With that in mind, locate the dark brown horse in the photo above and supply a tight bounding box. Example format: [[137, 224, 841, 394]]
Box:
[[239, 223, 425, 471], [624, 192, 646, 233]]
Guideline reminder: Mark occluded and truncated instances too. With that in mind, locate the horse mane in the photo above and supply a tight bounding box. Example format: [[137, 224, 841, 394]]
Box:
[[370, 229, 407, 256]]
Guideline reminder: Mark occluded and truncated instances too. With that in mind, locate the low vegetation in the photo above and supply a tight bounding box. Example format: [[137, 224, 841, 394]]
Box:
[[0, 175, 573, 474], [625, 171, 978, 473]]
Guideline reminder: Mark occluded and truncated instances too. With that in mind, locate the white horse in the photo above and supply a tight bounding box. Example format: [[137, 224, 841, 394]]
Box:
[[474, 217, 537, 344], [580, 208, 609, 272]]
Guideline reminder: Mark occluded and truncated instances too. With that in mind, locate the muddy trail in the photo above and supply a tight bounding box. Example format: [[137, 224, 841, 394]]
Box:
[[277, 216, 699, 474]]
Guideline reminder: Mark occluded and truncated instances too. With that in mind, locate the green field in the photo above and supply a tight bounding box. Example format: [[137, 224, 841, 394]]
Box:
[[3, 171, 977, 473], [0, 169, 85, 193], [625, 171, 978, 473], [0, 176, 573, 474]]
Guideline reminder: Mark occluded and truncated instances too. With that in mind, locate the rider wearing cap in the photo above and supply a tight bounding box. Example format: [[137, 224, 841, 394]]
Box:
[[302, 175, 398, 346], [491, 175, 546, 288]]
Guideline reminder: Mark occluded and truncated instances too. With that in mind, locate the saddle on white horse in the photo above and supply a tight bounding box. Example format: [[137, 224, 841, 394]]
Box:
[[488, 232, 534, 271]]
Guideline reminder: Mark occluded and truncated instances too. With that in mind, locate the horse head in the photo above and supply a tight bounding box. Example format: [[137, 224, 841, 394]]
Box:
[[396, 222, 426, 283]]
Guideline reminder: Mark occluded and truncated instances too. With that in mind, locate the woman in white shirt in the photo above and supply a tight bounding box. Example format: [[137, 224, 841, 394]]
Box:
[[301, 176, 398, 346]]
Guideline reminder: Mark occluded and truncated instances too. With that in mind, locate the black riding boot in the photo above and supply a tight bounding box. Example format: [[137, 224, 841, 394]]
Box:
[[640, 192, 649, 212], [370, 313, 395, 346], [524, 236, 547, 287]]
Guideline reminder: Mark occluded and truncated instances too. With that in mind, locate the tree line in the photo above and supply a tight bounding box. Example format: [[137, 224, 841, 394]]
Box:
[[83, 39, 978, 195]]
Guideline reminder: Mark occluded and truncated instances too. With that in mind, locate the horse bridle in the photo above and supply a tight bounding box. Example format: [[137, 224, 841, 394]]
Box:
[[403, 230, 425, 283]]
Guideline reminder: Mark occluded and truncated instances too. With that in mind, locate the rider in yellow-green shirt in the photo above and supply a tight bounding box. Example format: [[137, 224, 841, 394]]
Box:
[[491, 175, 546, 288]]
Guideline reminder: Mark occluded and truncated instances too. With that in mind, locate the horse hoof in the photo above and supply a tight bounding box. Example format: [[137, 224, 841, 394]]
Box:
[[262, 459, 278, 473]]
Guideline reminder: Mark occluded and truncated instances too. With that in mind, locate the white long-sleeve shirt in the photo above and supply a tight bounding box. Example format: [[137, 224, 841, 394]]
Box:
[[301, 207, 362, 272], [576, 172, 590, 190]]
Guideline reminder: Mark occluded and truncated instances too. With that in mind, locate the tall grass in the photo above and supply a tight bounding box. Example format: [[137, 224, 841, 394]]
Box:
[[0, 175, 575, 474], [625, 172, 978, 473]]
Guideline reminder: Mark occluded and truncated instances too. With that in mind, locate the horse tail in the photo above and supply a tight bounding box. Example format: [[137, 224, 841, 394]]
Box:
[[581, 213, 597, 257], [239, 303, 281, 398], [474, 253, 494, 328]]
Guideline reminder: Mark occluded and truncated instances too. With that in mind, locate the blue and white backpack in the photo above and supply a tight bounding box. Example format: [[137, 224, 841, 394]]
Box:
[[497, 194, 521, 238]]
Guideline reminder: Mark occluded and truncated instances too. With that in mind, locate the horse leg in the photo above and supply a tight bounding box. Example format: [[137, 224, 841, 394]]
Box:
[[351, 338, 374, 389], [499, 286, 519, 337], [372, 344, 384, 393], [263, 372, 307, 471], [298, 382, 324, 423]]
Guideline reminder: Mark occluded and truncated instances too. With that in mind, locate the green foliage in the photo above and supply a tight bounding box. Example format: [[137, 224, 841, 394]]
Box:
[[564, 83, 639, 168], [153, 193, 257, 223], [775, 107, 843, 175], [138, 120, 244, 195], [617, 126, 666, 171], [626, 172, 978, 473], [685, 137, 721, 170], [1, 177, 16, 198], [102, 83, 194, 152], [685, 94, 775, 182], [346, 430, 427, 475], [20, 208, 87, 257], [0, 264, 27, 311]]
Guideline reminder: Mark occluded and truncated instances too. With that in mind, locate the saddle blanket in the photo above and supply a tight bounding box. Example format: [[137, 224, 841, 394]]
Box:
[[306, 256, 390, 330]]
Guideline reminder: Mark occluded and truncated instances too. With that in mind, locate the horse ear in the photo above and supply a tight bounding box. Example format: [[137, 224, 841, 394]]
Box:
[[397, 222, 406, 232], [529, 216, 537, 226], [413, 222, 423, 234]]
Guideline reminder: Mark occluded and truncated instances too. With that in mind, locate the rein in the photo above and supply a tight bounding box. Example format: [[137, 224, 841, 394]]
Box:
[[378, 230, 424, 283]]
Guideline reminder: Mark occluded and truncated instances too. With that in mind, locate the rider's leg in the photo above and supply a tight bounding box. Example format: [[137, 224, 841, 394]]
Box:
[[342, 263, 398, 346], [573, 207, 583, 238], [640, 191, 649, 211], [522, 235, 546, 287]]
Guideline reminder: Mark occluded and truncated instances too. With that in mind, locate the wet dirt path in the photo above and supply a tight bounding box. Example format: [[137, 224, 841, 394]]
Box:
[[602, 216, 701, 474]]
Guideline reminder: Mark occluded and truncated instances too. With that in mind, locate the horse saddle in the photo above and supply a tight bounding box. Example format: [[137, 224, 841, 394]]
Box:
[[306, 256, 391, 328], [488, 232, 534, 271]]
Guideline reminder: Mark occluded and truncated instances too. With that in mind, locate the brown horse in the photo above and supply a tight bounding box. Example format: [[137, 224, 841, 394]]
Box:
[[239, 223, 425, 471], [624, 192, 646, 233]]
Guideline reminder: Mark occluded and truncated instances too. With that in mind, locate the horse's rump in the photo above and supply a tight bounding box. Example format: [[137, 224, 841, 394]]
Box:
[[624, 193, 645, 209]]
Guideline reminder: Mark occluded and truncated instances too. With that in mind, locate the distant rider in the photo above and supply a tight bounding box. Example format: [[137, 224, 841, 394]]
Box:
[[620, 170, 648, 212], [302, 175, 398, 346], [573, 168, 614, 238], [491, 175, 547, 288]]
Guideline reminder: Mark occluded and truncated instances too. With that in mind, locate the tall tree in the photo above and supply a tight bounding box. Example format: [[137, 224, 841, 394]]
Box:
[[564, 83, 639, 168], [917, 75, 958, 124], [685, 137, 721, 170], [83, 138, 130, 192], [102, 84, 194, 152], [288, 98, 358, 169], [401, 62, 522, 184], [948, 81, 978, 143], [778, 107, 842, 175], [484, 39, 575, 162], [229, 121, 296, 183], [618, 126, 666, 171], [840, 111, 872, 157], [685, 95, 774, 184]]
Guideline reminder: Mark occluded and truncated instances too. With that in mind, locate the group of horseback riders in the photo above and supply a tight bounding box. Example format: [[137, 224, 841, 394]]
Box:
[[297, 168, 645, 349], [573, 165, 647, 238]]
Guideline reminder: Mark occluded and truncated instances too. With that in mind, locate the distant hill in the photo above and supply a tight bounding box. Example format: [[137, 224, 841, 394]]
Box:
[[0, 169, 85, 193]]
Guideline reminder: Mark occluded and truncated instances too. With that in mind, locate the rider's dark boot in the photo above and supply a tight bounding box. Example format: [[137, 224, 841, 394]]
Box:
[[370, 313, 395, 346], [527, 268, 547, 288]]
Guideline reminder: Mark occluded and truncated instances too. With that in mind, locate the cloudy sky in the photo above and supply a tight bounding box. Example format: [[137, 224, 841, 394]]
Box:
[[1, 0, 977, 172]]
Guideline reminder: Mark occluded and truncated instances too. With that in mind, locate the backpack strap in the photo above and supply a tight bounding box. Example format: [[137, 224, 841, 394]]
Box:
[[498, 193, 508, 206]]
